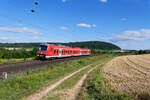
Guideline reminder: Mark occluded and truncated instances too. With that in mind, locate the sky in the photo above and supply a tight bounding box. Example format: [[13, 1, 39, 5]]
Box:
[[0, 0, 150, 50]]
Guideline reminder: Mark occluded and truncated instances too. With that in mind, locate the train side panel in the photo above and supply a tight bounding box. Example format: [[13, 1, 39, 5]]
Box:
[[37, 44, 91, 59]]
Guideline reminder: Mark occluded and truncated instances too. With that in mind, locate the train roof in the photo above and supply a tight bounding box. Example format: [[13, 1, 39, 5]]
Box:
[[39, 43, 90, 50]]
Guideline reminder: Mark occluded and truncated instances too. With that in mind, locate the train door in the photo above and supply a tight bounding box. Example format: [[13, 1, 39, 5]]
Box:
[[50, 48, 53, 56], [80, 50, 82, 55], [59, 49, 62, 57]]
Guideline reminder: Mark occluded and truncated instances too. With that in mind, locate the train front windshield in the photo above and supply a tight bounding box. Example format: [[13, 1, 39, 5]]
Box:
[[39, 45, 48, 52]]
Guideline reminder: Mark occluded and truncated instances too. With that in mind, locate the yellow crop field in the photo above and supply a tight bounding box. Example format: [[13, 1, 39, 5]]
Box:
[[102, 54, 150, 99]]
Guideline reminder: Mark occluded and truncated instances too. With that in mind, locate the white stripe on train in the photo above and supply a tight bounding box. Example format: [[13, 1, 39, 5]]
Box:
[[45, 54, 89, 59]]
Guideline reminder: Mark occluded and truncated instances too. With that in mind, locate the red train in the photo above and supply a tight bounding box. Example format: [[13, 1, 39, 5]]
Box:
[[37, 44, 91, 59]]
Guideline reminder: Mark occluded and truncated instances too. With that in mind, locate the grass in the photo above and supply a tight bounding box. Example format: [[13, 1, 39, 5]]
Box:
[[78, 64, 131, 100], [0, 55, 111, 100], [55, 55, 114, 91], [0, 58, 34, 63], [43, 55, 115, 100], [55, 65, 92, 90], [43, 67, 93, 100]]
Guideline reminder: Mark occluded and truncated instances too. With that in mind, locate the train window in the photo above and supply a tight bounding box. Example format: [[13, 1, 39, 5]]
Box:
[[54, 50, 56, 54], [39, 45, 48, 52], [57, 50, 58, 54]]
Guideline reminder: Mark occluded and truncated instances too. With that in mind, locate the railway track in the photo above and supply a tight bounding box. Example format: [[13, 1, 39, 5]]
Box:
[[0, 55, 93, 74]]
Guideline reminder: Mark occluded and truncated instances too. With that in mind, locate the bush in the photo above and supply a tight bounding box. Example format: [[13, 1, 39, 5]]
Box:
[[0, 48, 37, 59], [138, 50, 148, 55]]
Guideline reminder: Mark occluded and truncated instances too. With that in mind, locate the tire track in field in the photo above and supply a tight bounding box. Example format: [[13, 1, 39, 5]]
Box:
[[137, 54, 150, 61], [64, 64, 99, 100], [130, 56, 150, 70], [43, 64, 102, 100], [124, 57, 149, 76]]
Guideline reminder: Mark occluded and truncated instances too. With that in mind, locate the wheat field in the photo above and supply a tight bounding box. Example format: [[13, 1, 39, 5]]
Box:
[[102, 54, 150, 99]]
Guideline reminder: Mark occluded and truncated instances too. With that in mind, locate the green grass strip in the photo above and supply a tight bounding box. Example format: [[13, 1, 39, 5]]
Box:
[[43, 67, 92, 100], [0, 58, 33, 63], [55, 65, 92, 90]]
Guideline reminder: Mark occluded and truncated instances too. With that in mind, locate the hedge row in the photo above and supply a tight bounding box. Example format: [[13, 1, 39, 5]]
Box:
[[0, 48, 37, 59]]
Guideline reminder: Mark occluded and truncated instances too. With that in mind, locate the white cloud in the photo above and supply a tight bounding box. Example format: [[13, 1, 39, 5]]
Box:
[[92, 24, 97, 28], [60, 26, 69, 31], [102, 29, 150, 42], [120, 18, 127, 21], [0, 27, 41, 35], [77, 24, 91, 28], [0, 37, 19, 43], [100, 0, 107, 3], [77, 23, 96, 28], [61, 0, 67, 3], [29, 36, 39, 41], [0, 36, 45, 43]]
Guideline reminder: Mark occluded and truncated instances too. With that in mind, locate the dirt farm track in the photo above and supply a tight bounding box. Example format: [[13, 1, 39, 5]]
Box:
[[102, 54, 150, 100]]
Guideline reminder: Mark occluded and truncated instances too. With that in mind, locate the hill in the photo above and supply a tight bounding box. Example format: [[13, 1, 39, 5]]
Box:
[[0, 41, 121, 50]]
